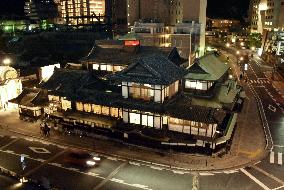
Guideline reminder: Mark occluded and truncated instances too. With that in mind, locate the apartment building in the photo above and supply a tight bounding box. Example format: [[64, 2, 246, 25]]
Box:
[[250, 0, 284, 33], [60, 0, 105, 25]]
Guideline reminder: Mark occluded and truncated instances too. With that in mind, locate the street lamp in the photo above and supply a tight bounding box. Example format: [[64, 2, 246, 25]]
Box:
[[240, 42, 244, 46], [251, 46, 256, 51], [3, 58, 11, 65], [236, 51, 240, 55], [240, 57, 244, 61], [226, 43, 230, 47]]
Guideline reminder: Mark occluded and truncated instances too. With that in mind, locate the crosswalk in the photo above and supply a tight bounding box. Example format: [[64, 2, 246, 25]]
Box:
[[270, 151, 283, 165], [249, 79, 270, 85]]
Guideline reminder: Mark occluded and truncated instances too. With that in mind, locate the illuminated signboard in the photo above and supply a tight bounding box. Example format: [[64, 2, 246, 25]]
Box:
[[124, 40, 140, 46]]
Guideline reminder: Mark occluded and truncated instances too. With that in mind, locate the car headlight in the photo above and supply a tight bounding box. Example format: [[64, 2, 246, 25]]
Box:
[[86, 160, 96, 166], [93, 156, 101, 161]]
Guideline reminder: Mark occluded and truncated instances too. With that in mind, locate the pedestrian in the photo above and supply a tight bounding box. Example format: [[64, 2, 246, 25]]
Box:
[[43, 122, 49, 137], [46, 126, 50, 137]]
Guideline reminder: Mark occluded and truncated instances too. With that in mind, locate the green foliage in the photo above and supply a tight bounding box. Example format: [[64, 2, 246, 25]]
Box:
[[248, 33, 262, 48]]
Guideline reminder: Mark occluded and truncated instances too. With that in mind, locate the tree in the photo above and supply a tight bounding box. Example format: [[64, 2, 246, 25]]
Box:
[[248, 33, 262, 48]]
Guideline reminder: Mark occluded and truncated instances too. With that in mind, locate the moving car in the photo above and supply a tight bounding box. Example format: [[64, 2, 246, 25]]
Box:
[[63, 150, 101, 167]]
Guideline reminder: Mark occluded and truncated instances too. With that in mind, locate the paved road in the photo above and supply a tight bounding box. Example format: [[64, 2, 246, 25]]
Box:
[[0, 132, 284, 190]]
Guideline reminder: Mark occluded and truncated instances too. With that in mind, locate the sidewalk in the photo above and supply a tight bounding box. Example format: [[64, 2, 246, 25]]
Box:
[[0, 93, 267, 172]]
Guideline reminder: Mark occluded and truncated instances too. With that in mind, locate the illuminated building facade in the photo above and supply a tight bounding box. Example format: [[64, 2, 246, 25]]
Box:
[[60, 0, 106, 25], [126, 0, 207, 56], [249, 0, 284, 33], [0, 66, 22, 110], [206, 18, 241, 33], [130, 21, 201, 63]]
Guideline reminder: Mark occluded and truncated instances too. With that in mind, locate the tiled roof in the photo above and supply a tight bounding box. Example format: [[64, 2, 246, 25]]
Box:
[[9, 88, 48, 107], [41, 68, 100, 98], [108, 54, 186, 85], [81, 45, 174, 65], [165, 94, 220, 123], [184, 52, 229, 81]]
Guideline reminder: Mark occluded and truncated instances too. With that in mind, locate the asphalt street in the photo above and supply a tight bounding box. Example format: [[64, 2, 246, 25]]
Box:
[[0, 132, 284, 190]]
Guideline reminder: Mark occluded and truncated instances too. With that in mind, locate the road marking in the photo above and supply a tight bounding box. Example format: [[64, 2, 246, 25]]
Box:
[[87, 172, 99, 177], [253, 166, 284, 185], [24, 149, 68, 177], [106, 156, 118, 161], [29, 147, 51, 154], [110, 178, 153, 190], [274, 145, 284, 148], [278, 153, 282, 165], [272, 185, 284, 190], [199, 172, 214, 176], [172, 170, 186, 175], [268, 104, 277, 112], [192, 173, 199, 190], [129, 161, 141, 166], [223, 170, 239, 174], [0, 138, 19, 150], [150, 166, 163, 170], [240, 168, 270, 190], [270, 151, 275, 163], [93, 162, 127, 190]]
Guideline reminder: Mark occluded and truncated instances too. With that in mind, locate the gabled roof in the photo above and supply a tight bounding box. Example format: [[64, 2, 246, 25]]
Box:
[[108, 54, 186, 85], [9, 88, 48, 107], [168, 47, 188, 66], [81, 40, 187, 67], [41, 68, 120, 99], [41, 68, 100, 98], [184, 52, 229, 81]]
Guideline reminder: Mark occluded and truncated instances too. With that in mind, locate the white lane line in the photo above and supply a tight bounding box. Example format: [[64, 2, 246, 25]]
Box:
[[253, 166, 284, 185], [274, 145, 284, 148], [106, 156, 118, 161], [240, 168, 270, 190], [110, 178, 153, 190], [129, 161, 141, 166], [0, 138, 19, 150], [270, 151, 275, 164], [172, 170, 186, 175], [272, 185, 284, 190], [150, 166, 163, 171], [223, 170, 239, 174], [199, 172, 214, 176], [278, 153, 282, 165]]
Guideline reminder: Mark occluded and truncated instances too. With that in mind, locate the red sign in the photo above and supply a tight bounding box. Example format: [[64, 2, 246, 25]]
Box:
[[124, 40, 140, 46]]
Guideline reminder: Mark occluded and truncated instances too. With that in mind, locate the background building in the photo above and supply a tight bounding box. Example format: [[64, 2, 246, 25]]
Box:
[[24, 0, 59, 23], [127, 0, 207, 56], [206, 18, 241, 33], [250, 0, 284, 33], [60, 0, 106, 25], [130, 21, 201, 62]]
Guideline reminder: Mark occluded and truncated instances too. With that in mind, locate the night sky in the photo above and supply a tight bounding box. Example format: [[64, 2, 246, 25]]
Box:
[[0, 0, 250, 20]]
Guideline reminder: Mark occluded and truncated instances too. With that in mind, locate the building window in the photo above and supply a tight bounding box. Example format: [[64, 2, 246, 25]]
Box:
[[129, 112, 140, 125]]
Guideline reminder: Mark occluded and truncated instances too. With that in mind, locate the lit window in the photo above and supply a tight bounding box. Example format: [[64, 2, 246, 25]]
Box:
[[101, 65, 107, 70]]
